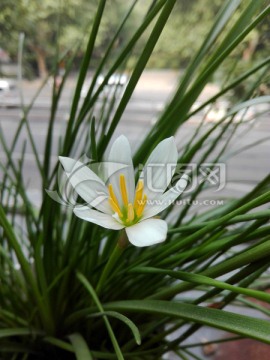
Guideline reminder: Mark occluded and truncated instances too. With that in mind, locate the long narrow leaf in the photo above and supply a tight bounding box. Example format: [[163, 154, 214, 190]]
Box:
[[106, 300, 270, 344]]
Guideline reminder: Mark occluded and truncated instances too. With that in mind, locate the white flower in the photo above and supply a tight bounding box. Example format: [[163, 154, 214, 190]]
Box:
[[59, 135, 188, 247]]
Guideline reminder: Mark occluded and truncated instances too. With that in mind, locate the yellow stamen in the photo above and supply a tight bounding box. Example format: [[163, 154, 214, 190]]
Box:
[[108, 183, 120, 208], [120, 174, 128, 206], [134, 179, 144, 211], [108, 175, 147, 225], [136, 194, 147, 217], [127, 203, 135, 222], [109, 197, 123, 218]]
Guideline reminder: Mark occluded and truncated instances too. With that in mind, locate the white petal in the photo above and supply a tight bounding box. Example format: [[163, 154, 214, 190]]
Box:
[[143, 174, 189, 219], [125, 218, 168, 247], [59, 156, 105, 185], [142, 137, 178, 200], [59, 156, 78, 173], [106, 135, 135, 206], [74, 206, 124, 230], [59, 156, 111, 214]]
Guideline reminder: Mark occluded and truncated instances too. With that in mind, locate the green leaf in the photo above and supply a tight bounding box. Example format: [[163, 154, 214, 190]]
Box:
[[76, 272, 124, 360], [228, 96, 270, 115], [0, 328, 42, 339], [69, 333, 94, 360], [90, 311, 141, 345], [132, 267, 270, 303], [105, 300, 270, 344], [150, 238, 270, 299], [63, 0, 107, 149], [169, 210, 270, 234], [0, 204, 54, 334], [90, 117, 98, 160], [98, 0, 177, 155], [44, 337, 74, 352]]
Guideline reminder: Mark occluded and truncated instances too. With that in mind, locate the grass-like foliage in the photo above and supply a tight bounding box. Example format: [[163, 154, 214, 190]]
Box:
[[0, 0, 270, 359]]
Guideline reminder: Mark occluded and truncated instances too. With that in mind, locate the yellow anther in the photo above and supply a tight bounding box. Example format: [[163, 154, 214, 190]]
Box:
[[134, 179, 144, 211], [136, 194, 147, 217], [108, 175, 146, 225], [120, 174, 128, 206], [108, 197, 123, 218], [108, 183, 120, 208], [127, 203, 135, 222]]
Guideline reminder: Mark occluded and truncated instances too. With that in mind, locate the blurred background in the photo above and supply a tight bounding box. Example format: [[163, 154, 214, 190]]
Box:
[[0, 1, 270, 359], [0, 0, 269, 203], [0, 0, 269, 81]]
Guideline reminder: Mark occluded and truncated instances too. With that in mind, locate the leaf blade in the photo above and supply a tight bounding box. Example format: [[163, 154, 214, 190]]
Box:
[[106, 300, 270, 344], [69, 333, 94, 360]]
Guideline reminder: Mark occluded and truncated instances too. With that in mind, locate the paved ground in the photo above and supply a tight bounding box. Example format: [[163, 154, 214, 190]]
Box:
[[1, 71, 269, 207]]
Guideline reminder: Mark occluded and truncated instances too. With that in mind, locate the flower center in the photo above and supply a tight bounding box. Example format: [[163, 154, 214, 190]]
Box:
[[108, 174, 147, 226]]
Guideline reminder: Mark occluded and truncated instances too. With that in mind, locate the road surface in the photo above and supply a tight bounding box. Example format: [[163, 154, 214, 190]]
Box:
[[0, 71, 269, 206]]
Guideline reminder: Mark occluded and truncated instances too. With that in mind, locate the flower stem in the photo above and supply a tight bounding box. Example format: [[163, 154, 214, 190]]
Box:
[[96, 230, 128, 295]]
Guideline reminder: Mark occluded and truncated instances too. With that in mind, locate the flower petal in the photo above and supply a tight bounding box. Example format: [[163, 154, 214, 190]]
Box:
[[125, 218, 168, 247], [74, 206, 125, 230], [59, 156, 111, 214], [143, 174, 189, 219], [142, 137, 178, 200], [106, 135, 135, 206]]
